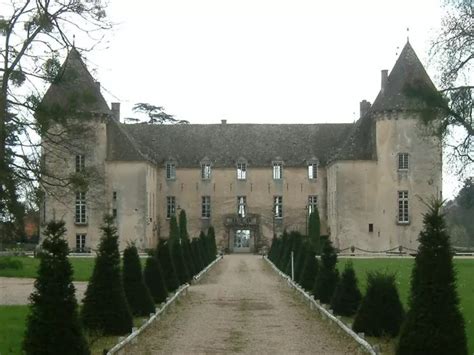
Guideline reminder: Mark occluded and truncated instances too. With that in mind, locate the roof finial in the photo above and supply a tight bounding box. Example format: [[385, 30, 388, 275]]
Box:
[[73, 34, 76, 47], [407, 27, 410, 43]]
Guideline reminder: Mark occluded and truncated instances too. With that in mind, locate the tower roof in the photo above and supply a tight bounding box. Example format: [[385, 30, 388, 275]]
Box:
[[371, 41, 438, 113], [41, 48, 110, 114]]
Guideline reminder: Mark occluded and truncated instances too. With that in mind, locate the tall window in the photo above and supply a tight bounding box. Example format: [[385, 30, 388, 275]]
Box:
[[273, 162, 283, 180], [274, 196, 283, 218], [237, 162, 247, 180], [398, 153, 409, 170], [237, 196, 247, 217], [75, 154, 85, 172], [75, 192, 86, 224], [166, 162, 176, 180], [308, 162, 318, 179], [201, 163, 212, 180], [76, 234, 86, 252], [166, 196, 176, 218], [113, 191, 117, 200], [308, 195, 318, 214], [398, 191, 409, 223], [202, 196, 211, 218]]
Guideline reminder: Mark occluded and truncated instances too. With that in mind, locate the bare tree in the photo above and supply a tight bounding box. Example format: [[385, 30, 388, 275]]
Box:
[[0, 1, 112, 226]]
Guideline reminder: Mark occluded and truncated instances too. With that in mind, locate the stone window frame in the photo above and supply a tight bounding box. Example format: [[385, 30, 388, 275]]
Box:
[[166, 196, 176, 219], [272, 160, 283, 180], [307, 158, 319, 180], [201, 196, 211, 219], [237, 196, 247, 217], [75, 192, 87, 224], [236, 158, 247, 180], [308, 195, 318, 215], [273, 195, 283, 219], [75, 233, 87, 252], [397, 190, 409, 224], [397, 153, 409, 171], [75, 154, 85, 173], [165, 159, 177, 180], [200, 157, 212, 180]]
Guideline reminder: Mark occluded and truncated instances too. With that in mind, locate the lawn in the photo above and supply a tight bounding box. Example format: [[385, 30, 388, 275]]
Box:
[[0, 256, 147, 281], [337, 257, 474, 353]]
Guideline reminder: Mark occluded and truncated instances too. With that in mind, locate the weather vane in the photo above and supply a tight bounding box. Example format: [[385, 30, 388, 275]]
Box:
[[407, 27, 410, 42]]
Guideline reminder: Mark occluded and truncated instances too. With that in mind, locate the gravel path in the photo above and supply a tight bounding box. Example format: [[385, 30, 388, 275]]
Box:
[[0, 277, 88, 305], [125, 254, 359, 354]]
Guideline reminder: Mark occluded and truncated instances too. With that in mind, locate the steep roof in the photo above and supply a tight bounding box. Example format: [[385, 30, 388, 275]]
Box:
[[117, 123, 354, 167], [41, 48, 111, 114], [106, 119, 148, 161], [371, 41, 438, 112]]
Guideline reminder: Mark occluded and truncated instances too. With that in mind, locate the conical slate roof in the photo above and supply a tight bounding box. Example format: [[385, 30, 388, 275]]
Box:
[[371, 41, 438, 112], [41, 48, 110, 114]]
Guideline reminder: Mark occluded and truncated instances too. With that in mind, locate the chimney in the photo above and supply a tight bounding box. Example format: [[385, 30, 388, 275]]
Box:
[[381, 70, 388, 92], [111, 102, 120, 122], [221, 119, 227, 125], [360, 100, 371, 117]]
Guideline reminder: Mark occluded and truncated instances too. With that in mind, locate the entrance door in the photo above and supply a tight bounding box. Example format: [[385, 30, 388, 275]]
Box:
[[233, 229, 251, 253]]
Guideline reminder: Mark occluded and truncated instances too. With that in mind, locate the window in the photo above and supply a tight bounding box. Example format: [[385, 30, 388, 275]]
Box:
[[201, 163, 212, 180], [75, 154, 85, 173], [237, 162, 247, 180], [113, 191, 117, 200], [112, 208, 117, 218], [369, 223, 374, 232], [76, 234, 86, 252], [75, 192, 86, 224], [166, 162, 176, 180], [237, 196, 247, 217], [273, 162, 283, 180], [398, 153, 409, 170], [201, 196, 211, 218], [398, 191, 409, 223], [166, 196, 176, 218], [274, 196, 283, 218], [308, 162, 318, 179], [308, 195, 318, 214]]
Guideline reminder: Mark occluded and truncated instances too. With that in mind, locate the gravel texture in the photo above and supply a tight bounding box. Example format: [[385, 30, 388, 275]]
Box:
[[124, 254, 360, 354], [0, 277, 87, 305]]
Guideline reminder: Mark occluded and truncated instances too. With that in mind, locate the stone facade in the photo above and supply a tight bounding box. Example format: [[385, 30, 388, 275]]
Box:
[[40, 42, 442, 253]]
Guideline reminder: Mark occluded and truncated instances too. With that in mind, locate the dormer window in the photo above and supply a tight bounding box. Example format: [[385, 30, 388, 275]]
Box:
[[398, 153, 409, 171], [272, 161, 283, 180], [165, 160, 176, 180], [236, 158, 247, 180], [201, 158, 212, 180], [308, 160, 319, 180]]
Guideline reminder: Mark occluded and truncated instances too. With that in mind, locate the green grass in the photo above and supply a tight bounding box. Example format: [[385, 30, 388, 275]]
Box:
[[337, 257, 474, 353], [0, 305, 29, 355], [0, 256, 147, 281]]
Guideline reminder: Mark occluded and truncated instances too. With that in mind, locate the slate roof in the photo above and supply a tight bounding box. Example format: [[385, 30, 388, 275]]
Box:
[[371, 41, 438, 113], [116, 123, 354, 167], [41, 48, 111, 114]]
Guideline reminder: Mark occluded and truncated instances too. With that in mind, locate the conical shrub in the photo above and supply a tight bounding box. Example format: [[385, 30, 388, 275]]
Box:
[[397, 200, 467, 354], [81, 216, 133, 335], [330, 261, 361, 316], [157, 238, 179, 292], [123, 244, 155, 316], [298, 246, 319, 292], [308, 209, 321, 254], [179, 210, 197, 276], [285, 232, 303, 277], [191, 236, 205, 272], [313, 236, 338, 303], [23, 220, 89, 355], [353, 271, 404, 337], [169, 215, 190, 284], [208, 226, 218, 259], [143, 253, 168, 304]]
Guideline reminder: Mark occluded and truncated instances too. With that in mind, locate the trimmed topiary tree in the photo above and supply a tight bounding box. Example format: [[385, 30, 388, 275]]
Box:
[[294, 238, 308, 282], [298, 244, 319, 293], [353, 271, 404, 337], [123, 243, 155, 316], [191, 236, 205, 272], [23, 220, 89, 355], [81, 215, 133, 335], [330, 261, 361, 316], [178, 210, 197, 277], [208, 226, 218, 259], [199, 230, 211, 266], [169, 215, 190, 284], [157, 238, 179, 292], [308, 209, 321, 254], [313, 236, 338, 303], [285, 232, 303, 278], [276, 230, 289, 271], [397, 200, 467, 354], [143, 253, 168, 304]]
